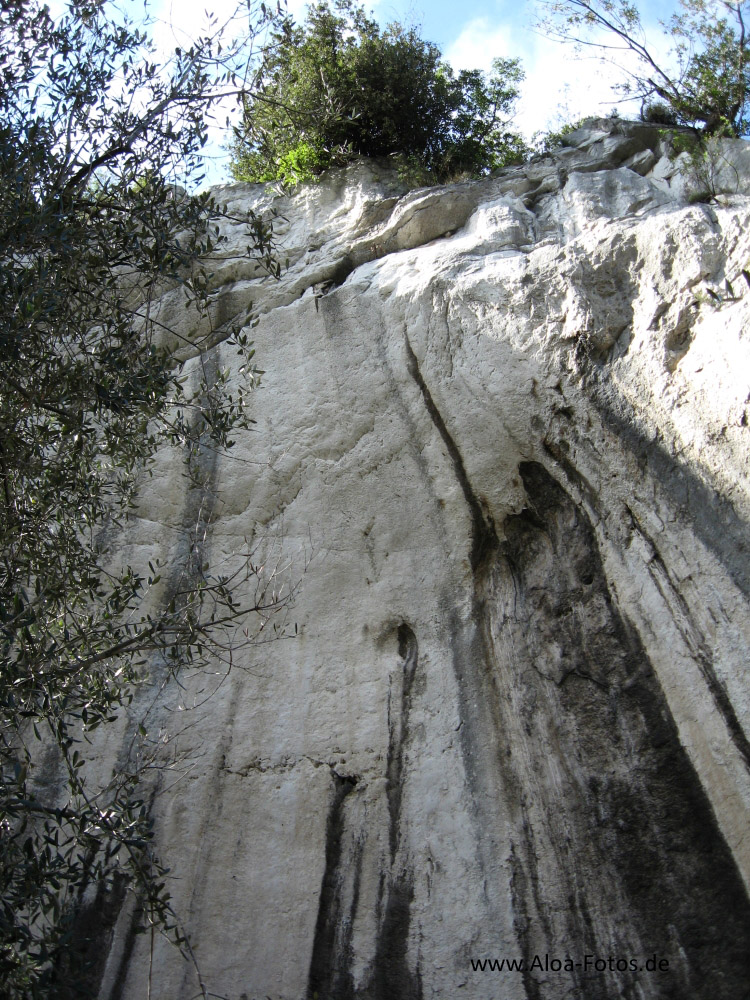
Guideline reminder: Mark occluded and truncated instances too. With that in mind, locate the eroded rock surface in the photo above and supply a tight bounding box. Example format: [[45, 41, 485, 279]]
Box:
[[96, 120, 750, 1000]]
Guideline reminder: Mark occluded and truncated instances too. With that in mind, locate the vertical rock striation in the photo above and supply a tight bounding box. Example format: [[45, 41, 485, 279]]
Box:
[[95, 120, 750, 1000]]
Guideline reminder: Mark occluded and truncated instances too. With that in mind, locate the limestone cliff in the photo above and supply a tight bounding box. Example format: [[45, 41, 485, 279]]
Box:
[[97, 119, 750, 1000]]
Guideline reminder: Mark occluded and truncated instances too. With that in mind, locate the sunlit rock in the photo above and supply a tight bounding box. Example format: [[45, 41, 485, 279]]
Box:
[[97, 120, 750, 1000]]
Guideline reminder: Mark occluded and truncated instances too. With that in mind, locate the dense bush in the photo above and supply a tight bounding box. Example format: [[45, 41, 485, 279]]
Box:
[[230, 0, 528, 184]]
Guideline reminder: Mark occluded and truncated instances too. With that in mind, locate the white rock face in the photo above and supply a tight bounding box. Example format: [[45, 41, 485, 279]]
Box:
[[95, 120, 750, 1000]]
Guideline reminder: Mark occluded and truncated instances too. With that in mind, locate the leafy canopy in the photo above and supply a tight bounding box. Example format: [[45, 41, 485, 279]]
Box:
[[0, 1, 287, 996], [230, 0, 528, 184], [540, 0, 750, 136]]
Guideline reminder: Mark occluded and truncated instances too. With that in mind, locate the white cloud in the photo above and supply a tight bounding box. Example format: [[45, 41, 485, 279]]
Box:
[[444, 13, 676, 141], [142, 0, 289, 187], [516, 39, 638, 137], [149, 0, 269, 56], [444, 17, 515, 72]]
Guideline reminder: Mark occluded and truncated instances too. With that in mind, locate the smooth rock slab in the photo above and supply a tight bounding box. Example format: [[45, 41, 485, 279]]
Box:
[[93, 121, 750, 1000]]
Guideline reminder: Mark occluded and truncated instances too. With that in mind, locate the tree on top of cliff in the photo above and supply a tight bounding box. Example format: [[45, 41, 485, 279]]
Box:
[[540, 0, 750, 136], [0, 1, 291, 995], [228, 0, 528, 185]]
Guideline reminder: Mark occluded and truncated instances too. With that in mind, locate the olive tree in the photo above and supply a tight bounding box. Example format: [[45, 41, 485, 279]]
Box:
[[539, 0, 750, 135], [0, 1, 290, 996]]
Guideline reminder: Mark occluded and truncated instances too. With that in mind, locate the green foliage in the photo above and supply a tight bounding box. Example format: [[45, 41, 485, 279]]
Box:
[[534, 117, 592, 153], [229, 0, 528, 185], [666, 0, 750, 133], [0, 1, 285, 995], [540, 0, 750, 136], [640, 101, 680, 127], [670, 129, 738, 201], [277, 141, 330, 184]]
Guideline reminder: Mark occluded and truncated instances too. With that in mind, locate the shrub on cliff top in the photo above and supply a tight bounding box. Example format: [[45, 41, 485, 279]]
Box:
[[229, 0, 528, 185]]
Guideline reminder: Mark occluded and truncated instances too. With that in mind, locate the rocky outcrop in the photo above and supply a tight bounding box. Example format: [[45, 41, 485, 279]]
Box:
[[96, 119, 750, 1000]]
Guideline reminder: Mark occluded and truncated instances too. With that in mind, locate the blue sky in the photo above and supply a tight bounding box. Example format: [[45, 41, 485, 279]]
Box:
[[369, 0, 681, 130], [146, 0, 681, 185], [375, 0, 679, 52]]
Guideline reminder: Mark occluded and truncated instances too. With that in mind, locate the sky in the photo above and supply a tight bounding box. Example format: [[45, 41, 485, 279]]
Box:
[[144, 0, 682, 186]]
